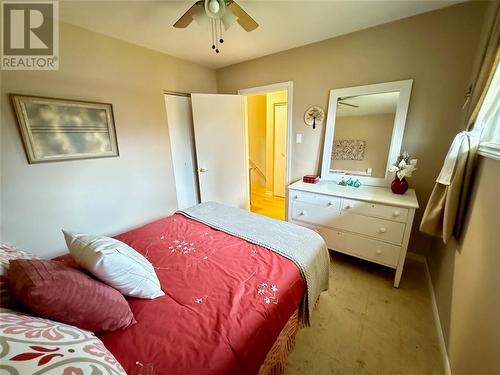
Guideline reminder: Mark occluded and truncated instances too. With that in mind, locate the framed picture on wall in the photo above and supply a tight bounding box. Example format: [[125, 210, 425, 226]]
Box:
[[11, 94, 119, 164]]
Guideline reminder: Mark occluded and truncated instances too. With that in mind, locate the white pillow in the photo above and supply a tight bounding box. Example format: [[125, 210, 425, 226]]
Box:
[[63, 230, 164, 299]]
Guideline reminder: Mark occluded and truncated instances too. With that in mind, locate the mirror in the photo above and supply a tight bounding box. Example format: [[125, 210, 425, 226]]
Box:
[[321, 80, 413, 186]]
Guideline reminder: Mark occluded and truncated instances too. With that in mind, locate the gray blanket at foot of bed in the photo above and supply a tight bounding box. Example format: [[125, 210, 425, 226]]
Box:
[[177, 201, 330, 325]]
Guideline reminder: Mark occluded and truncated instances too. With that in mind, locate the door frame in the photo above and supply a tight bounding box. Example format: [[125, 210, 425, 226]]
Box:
[[238, 81, 293, 194], [272, 102, 287, 197]]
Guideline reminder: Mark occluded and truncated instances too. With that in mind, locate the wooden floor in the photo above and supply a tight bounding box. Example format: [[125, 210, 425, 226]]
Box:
[[250, 184, 285, 221]]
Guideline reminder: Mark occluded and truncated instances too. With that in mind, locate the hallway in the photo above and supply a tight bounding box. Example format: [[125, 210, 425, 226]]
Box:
[[250, 184, 285, 221]]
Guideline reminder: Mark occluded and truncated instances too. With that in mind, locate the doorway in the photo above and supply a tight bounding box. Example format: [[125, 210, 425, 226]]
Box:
[[164, 82, 291, 216], [241, 85, 291, 221]]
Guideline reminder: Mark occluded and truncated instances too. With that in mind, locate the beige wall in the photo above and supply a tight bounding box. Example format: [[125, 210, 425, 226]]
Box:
[[217, 2, 487, 254], [247, 95, 267, 186], [332, 113, 395, 177], [428, 156, 500, 375], [0, 22, 216, 258]]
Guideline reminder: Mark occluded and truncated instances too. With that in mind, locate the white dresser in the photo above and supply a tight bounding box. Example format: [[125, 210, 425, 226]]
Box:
[[288, 181, 419, 287]]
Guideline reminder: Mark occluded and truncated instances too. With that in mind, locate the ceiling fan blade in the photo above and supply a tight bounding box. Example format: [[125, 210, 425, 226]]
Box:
[[173, 1, 204, 28], [338, 101, 360, 108], [228, 1, 258, 32]]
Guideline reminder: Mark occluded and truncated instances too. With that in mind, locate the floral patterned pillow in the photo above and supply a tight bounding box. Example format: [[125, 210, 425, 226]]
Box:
[[0, 308, 126, 375], [0, 243, 37, 276]]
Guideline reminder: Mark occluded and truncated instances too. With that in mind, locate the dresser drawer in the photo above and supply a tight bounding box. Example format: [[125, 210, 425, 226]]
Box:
[[342, 199, 409, 223], [292, 201, 405, 245], [290, 190, 341, 209], [291, 201, 341, 226], [318, 227, 401, 268], [332, 213, 406, 245]]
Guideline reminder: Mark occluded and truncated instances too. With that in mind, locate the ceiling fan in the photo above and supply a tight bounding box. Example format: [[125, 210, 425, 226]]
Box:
[[174, 0, 258, 53]]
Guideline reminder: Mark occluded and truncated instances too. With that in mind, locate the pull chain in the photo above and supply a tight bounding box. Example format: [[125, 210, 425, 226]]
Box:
[[215, 20, 220, 53], [219, 20, 224, 44], [211, 19, 216, 51], [210, 19, 223, 53]]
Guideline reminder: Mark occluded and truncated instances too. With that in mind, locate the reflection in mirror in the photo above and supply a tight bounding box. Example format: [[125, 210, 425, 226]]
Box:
[[330, 91, 399, 178]]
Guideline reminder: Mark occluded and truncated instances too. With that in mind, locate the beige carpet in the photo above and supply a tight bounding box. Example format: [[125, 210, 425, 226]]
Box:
[[285, 252, 444, 375]]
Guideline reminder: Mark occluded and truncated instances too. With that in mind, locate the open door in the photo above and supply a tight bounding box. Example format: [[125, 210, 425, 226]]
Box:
[[191, 94, 249, 210]]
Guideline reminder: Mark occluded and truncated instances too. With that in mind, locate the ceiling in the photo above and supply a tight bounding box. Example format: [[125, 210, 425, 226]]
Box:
[[59, 0, 462, 69], [337, 91, 399, 117]]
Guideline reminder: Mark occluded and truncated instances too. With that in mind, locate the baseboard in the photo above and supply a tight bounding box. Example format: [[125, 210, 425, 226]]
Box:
[[407, 252, 452, 375]]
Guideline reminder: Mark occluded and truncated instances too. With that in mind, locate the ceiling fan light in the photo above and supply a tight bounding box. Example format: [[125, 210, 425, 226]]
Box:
[[204, 0, 226, 19], [208, 0, 220, 14], [221, 9, 238, 30]]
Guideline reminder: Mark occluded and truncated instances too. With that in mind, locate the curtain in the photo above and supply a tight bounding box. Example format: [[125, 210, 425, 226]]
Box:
[[420, 3, 499, 243], [466, 3, 500, 131]]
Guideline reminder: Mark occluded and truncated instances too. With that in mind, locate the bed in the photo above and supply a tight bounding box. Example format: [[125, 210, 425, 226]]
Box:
[[54, 202, 330, 374]]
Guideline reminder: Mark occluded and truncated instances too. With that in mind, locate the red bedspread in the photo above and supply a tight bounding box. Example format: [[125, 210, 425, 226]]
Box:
[[93, 214, 304, 375]]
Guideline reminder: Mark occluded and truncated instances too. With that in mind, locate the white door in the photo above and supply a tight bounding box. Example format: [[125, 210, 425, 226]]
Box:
[[165, 94, 200, 209], [191, 94, 249, 209], [273, 103, 287, 197]]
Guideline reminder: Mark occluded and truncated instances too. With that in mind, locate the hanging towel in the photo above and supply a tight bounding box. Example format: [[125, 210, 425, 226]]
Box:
[[420, 131, 478, 243], [436, 131, 468, 185]]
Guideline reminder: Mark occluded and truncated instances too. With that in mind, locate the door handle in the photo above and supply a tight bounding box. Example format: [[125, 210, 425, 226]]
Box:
[[199, 168, 208, 173]]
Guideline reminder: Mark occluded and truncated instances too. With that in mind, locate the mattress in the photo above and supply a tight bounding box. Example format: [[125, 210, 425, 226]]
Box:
[[89, 214, 305, 375]]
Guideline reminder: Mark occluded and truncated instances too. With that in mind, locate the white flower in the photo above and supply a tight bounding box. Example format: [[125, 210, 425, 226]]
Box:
[[389, 152, 416, 179], [271, 285, 278, 292], [398, 165, 416, 179], [264, 297, 271, 304]]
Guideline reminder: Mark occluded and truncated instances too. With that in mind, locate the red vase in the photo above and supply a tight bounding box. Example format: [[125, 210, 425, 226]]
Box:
[[391, 176, 409, 194]]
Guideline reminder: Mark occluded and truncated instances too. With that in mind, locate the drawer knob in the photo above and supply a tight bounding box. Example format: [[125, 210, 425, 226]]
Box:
[[328, 201, 334, 206], [344, 205, 351, 210], [299, 210, 307, 216], [376, 250, 382, 255], [393, 211, 401, 217], [379, 227, 387, 233], [293, 195, 299, 199]]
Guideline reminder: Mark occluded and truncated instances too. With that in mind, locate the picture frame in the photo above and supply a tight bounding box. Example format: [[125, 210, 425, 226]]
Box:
[[11, 94, 119, 164]]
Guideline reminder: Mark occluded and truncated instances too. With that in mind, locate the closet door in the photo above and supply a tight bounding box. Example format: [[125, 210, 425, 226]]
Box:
[[164, 94, 200, 209], [191, 94, 249, 209]]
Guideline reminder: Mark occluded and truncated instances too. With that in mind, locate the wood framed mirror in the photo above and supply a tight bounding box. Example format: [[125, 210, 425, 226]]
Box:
[[321, 80, 413, 186]]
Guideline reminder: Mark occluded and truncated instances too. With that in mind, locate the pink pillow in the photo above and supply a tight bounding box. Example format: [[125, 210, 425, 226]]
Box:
[[8, 259, 136, 333]]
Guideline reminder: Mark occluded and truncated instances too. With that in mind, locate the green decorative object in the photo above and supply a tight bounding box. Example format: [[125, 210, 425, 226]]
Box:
[[339, 177, 361, 188]]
